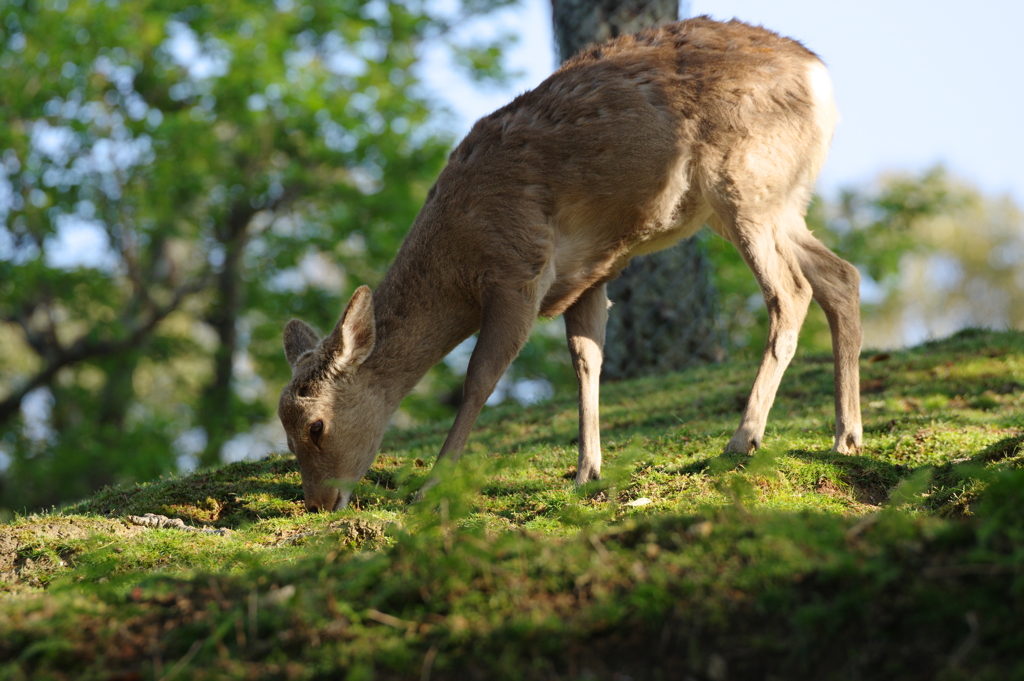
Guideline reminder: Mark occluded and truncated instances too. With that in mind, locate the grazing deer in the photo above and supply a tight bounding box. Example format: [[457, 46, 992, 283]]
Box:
[[279, 16, 863, 511]]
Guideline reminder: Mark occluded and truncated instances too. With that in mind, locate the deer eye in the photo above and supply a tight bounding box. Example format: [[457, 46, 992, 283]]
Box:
[[309, 419, 324, 445]]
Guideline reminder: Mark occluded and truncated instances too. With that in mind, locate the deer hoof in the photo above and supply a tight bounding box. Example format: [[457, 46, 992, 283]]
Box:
[[724, 433, 760, 455], [833, 432, 863, 455], [574, 466, 601, 487]]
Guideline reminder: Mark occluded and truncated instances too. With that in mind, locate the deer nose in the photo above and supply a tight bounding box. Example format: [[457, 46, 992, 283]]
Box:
[[304, 488, 341, 513]]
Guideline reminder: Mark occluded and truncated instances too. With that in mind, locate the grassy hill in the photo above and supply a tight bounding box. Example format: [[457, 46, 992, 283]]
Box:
[[2, 328, 1023, 680]]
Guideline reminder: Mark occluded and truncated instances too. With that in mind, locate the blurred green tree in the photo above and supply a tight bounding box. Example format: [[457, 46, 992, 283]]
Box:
[[707, 166, 1023, 355], [0, 0, 513, 511], [848, 168, 1024, 347]]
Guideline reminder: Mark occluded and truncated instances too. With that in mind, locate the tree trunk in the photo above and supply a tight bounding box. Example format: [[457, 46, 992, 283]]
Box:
[[198, 202, 253, 467], [552, 0, 680, 58], [550, 0, 725, 379]]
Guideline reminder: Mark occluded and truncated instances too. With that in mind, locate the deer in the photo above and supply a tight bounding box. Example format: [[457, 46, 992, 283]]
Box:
[[278, 16, 864, 512]]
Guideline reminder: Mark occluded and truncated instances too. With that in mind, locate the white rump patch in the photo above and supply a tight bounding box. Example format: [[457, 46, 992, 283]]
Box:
[[805, 60, 839, 133], [802, 59, 839, 184]]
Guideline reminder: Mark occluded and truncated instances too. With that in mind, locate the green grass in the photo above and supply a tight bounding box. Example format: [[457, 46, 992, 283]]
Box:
[[2, 328, 1023, 680]]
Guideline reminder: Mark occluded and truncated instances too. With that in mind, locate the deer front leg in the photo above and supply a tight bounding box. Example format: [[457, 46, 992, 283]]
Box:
[[564, 283, 609, 484], [424, 288, 537, 484], [726, 231, 814, 454]]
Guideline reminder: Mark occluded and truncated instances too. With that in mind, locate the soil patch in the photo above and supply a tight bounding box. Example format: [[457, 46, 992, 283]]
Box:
[[0, 516, 145, 592]]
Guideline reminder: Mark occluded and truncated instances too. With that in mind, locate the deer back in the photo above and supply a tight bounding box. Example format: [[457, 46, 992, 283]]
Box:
[[397, 16, 837, 318]]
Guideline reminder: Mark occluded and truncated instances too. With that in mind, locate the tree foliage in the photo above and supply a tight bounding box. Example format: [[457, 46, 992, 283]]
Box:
[[708, 166, 1024, 355], [0, 0, 508, 511], [850, 168, 1024, 346]]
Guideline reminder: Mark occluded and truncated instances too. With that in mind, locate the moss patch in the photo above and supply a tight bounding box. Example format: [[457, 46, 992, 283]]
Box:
[[2, 329, 1024, 678]]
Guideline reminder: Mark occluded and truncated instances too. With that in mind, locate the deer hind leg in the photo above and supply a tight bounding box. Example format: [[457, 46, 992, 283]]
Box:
[[718, 211, 815, 454], [794, 233, 864, 453], [564, 283, 609, 484]]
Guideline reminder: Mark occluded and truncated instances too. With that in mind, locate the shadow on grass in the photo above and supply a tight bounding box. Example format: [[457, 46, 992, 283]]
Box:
[[924, 433, 1024, 517], [786, 450, 904, 507], [674, 451, 749, 476], [977, 433, 1024, 462], [674, 443, 1014, 514], [784, 433, 1024, 515]]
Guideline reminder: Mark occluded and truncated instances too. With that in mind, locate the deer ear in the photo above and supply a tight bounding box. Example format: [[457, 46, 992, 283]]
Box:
[[283, 319, 321, 369], [320, 285, 375, 372]]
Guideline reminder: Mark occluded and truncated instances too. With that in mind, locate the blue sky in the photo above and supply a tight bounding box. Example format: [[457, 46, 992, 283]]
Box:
[[421, 0, 1024, 204]]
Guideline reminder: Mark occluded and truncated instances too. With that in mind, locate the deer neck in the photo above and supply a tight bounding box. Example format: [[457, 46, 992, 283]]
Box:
[[361, 261, 477, 409]]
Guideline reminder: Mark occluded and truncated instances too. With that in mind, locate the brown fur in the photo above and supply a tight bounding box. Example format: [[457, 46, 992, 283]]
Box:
[[279, 17, 863, 511]]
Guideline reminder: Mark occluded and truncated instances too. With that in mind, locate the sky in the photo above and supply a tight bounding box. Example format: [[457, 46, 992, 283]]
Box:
[[420, 0, 1024, 204]]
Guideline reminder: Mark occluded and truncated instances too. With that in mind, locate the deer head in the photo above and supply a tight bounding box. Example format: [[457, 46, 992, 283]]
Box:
[[277, 286, 389, 511]]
